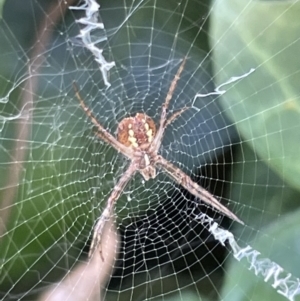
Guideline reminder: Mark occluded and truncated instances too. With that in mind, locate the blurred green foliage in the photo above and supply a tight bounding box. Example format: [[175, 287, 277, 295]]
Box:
[[0, 0, 300, 300], [211, 0, 300, 190], [211, 0, 300, 300], [0, 0, 4, 18]]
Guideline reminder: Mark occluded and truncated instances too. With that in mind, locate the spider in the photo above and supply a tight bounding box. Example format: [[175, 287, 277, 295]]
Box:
[[73, 58, 243, 260]]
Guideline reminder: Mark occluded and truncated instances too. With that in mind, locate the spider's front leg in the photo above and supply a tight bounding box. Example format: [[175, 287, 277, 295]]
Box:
[[164, 106, 190, 128], [89, 163, 136, 260], [90, 207, 112, 261], [157, 156, 244, 224], [73, 82, 133, 158], [151, 57, 187, 151]]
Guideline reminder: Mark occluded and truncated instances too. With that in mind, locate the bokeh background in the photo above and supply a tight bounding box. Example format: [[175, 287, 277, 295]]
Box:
[[1, 1, 300, 300]]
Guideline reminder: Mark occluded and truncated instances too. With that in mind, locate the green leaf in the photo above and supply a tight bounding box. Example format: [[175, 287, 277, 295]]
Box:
[[0, 0, 5, 19], [210, 0, 300, 190], [221, 208, 300, 301], [228, 142, 300, 237]]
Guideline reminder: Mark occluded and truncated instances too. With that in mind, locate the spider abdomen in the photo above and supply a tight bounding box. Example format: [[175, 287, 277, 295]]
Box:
[[117, 113, 156, 148]]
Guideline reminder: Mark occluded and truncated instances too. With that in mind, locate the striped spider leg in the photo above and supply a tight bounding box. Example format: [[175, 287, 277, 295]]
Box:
[[74, 58, 243, 260]]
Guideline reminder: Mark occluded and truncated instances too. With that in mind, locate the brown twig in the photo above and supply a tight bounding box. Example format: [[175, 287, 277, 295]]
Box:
[[0, 0, 77, 239], [38, 218, 119, 301]]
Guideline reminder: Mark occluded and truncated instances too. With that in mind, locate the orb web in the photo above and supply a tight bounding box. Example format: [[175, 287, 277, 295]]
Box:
[[0, 1, 300, 301]]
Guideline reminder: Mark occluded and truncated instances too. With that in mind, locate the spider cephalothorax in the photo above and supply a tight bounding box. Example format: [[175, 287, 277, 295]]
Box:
[[73, 57, 243, 260], [117, 113, 156, 148], [118, 113, 158, 180]]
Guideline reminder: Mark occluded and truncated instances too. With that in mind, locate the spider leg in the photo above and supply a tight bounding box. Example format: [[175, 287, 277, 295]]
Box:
[[164, 106, 190, 128], [73, 82, 133, 158], [89, 162, 137, 260], [94, 130, 111, 145], [151, 57, 187, 151], [157, 156, 244, 225]]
